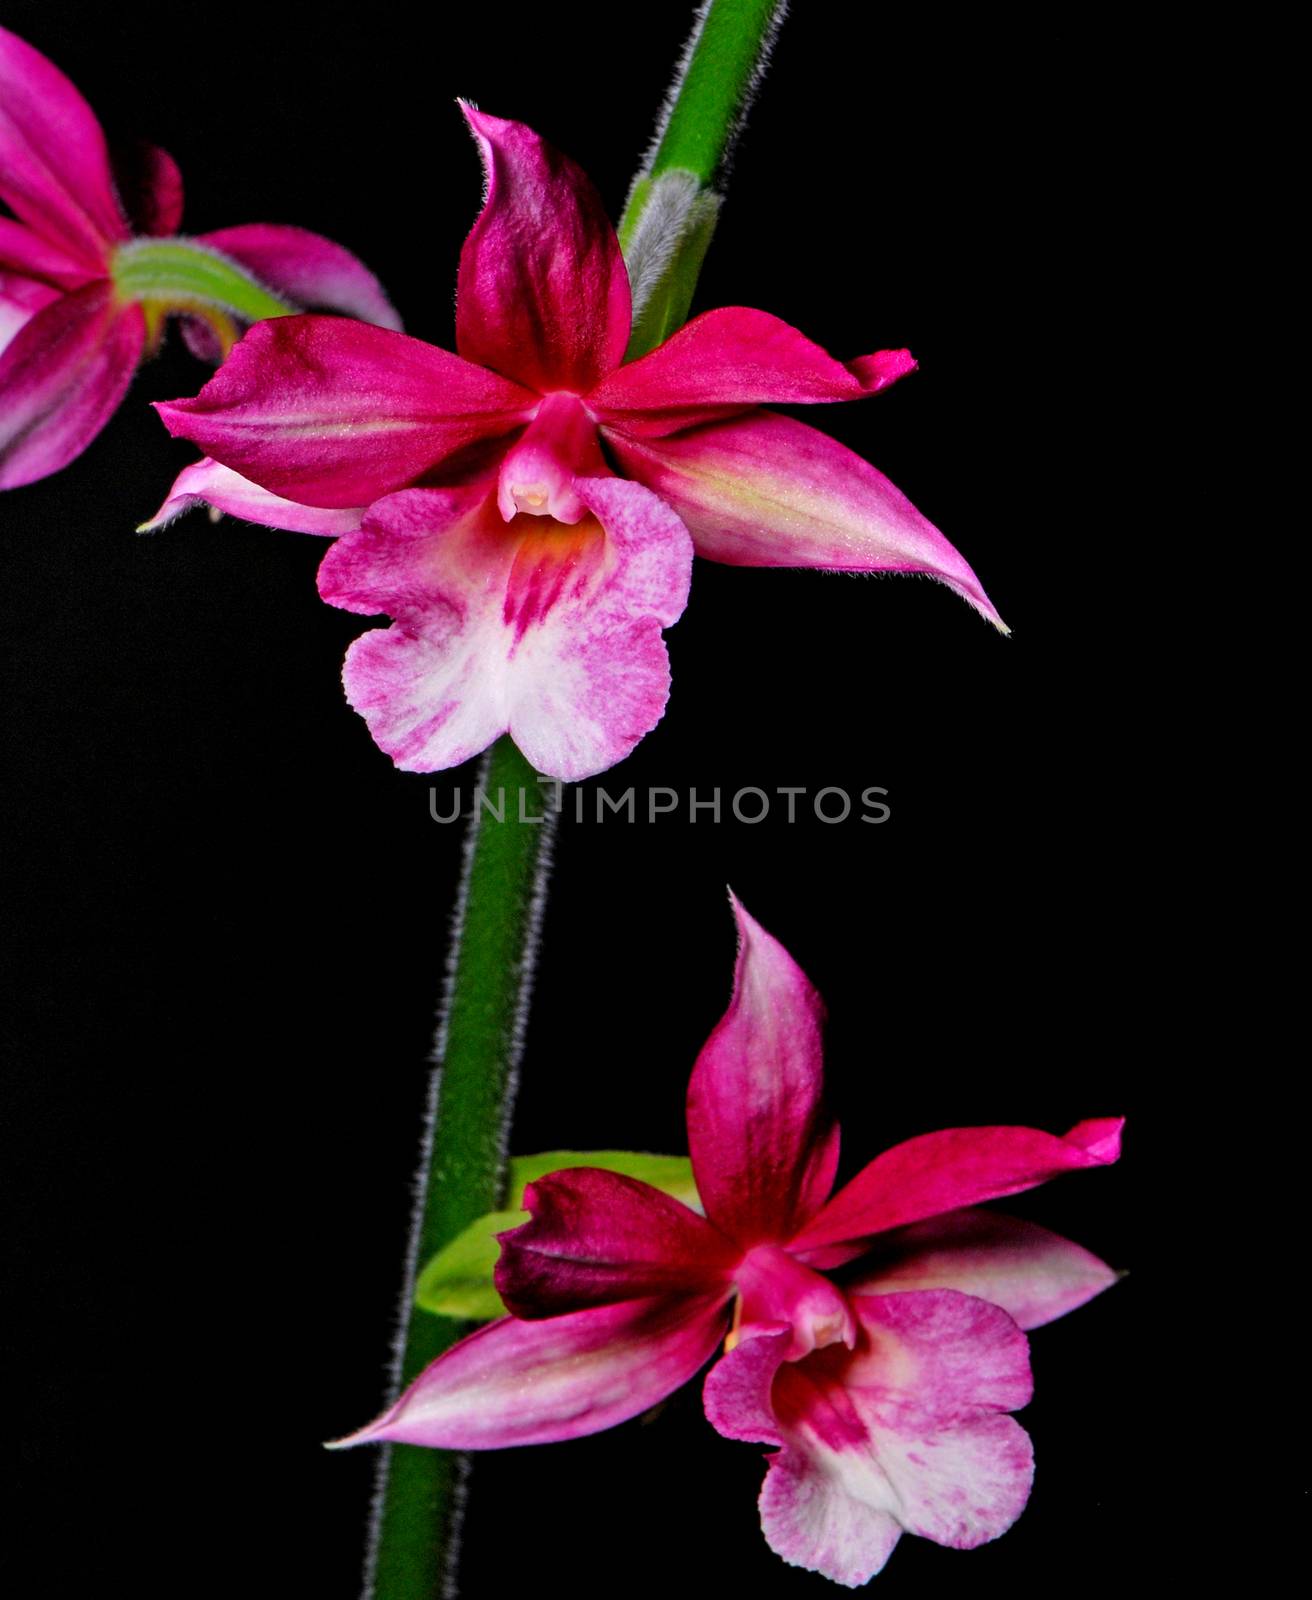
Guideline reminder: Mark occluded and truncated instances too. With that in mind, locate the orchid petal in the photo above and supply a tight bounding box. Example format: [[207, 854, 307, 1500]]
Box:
[[194, 223, 401, 330], [456, 105, 630, 393], [607, 410, 1007, 630], [846, 1208, 1119, 1331], [319, 475, 692, 781], [154, 315, 535, 508], [495, 1167, 737, 1319], [0, 270, 60, 357], [330, 1293, 730, 1450], [111, 139, 184, 237], [686, 898, 839, 1248], [0, 279, 143, 489], [139, 457, 365, 536], [789, 1118, 1124, 1256], [0, 218, 94, 291], [707, 1291, 1033, 1585], [589, 307, 914, 436], [0, 25, 125, 263]]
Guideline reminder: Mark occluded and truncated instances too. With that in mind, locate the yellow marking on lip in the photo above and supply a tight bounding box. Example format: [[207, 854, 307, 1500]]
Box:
[[724, 1293, 745, 1353]]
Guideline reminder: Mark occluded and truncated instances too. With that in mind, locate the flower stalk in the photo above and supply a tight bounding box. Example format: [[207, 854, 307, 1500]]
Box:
[[366, 737, 555, 1599], [619, 0, 788, 355]]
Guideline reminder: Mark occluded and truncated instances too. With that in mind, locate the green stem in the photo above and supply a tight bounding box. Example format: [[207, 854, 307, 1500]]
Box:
[[110, 237, 294, 323], [366, 738, 555, 1600], [643, 0, 788, 189], [618, 0, 788, 359]]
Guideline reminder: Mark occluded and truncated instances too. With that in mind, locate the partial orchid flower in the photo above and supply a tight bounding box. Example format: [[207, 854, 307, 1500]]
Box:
[[152, 108, 1007, 783], [0, 25, 399, 490], [331, 898, 1122, 1587]]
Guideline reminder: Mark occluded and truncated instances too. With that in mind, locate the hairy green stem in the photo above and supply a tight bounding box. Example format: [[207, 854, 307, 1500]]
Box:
[[642, 0, 787, 189], [366, 738, 555, 1600], [619, 0, 788, 358]]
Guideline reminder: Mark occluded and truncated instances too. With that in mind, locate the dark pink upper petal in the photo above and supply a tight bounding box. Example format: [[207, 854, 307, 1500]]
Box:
[[686, 897, 839, 1249], [0, 217, 96, 290], [0, 26, 125, 265], [495, 1167, 738, 1319], [607, 409, 1008, 630], [588, 307, 914, 436], [154, 315, 535, 508], [455, 105, 630, 394], [0, 279, 143, 489], [789, 1118, 1124, 1255], [321, 475, 693, 781], [111, 139, 184, 237], [328, 1293, 731, 1450], [195, 223, 401, 330], [847, 1208, 1119, 1332]]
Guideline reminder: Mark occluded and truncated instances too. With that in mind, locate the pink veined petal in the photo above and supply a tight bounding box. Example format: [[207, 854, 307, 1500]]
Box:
[[606, 410, 1008, 631], [110, 139, 184, 237], [0, 270, 60, 357], [588, 307, 915, 436], [685, 897, 839, 1249], [0, 279, 143, 489], [0, 217, 96, 290], [789, 1118, 1125, 1256], [139, 456, 365, 536], [319, 475, 693, 782], [845, 1208, 1119, 1331], [154, 315, 536, 509], [455, 104, 630, 393], [194, 223, 401, 331], [328, 1293, 731, 1450], [0, 25, 125, 264], [706, 1291, 1033, 1585], [494, 1167, 738, 1319]]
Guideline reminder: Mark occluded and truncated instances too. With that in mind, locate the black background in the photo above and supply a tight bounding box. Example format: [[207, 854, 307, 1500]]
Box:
[[3, 3, 1170, 1594]]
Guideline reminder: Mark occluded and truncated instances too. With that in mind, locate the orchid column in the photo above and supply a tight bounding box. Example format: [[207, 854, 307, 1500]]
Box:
[[364, 5, 790, 1596]]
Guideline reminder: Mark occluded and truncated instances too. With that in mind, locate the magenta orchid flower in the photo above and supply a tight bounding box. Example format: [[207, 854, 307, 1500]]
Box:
[[332, 898, 1122, 1586], [0, 25, 399, 490], [152, 108, 1007, 783]]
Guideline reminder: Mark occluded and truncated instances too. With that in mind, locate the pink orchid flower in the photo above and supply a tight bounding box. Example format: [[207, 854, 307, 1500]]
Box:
[[153, 108, 1007, 783], [0, 25, 399, 490], [332, 898, 1122, 1586]]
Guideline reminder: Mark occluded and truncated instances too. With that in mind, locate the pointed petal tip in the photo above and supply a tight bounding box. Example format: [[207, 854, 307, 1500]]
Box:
[[1066, 1116, 1125, 1164], [457, 100, 501, 139], [322, 1418, 386, 1451]]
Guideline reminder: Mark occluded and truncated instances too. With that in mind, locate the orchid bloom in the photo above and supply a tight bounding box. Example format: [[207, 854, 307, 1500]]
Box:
[[152, 108, 1007, 783], [332, 899, 1122, 1586], [0, 26, 398, 490]]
